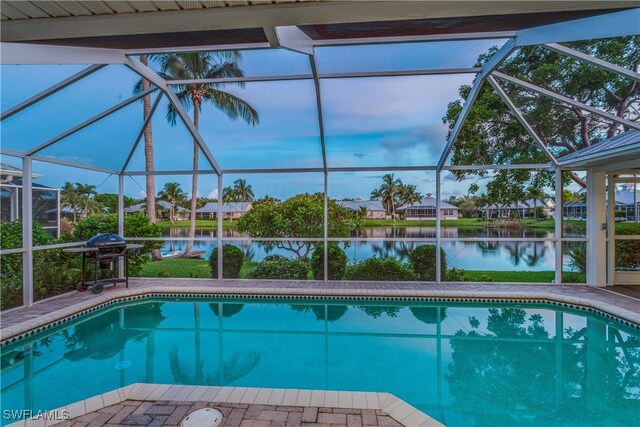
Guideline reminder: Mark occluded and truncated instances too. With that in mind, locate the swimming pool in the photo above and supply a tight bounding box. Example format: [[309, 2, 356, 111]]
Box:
[[1, 297, 638, 426]]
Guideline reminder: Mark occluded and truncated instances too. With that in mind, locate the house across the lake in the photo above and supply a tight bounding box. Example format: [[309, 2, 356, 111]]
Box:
[[563, 183, 639, 221], [337, 199, 387, 219], [484, 198, 555, 219], [196, 202, 252, 220], [124, 201, 189, 221], [398, 194, 459, 220]]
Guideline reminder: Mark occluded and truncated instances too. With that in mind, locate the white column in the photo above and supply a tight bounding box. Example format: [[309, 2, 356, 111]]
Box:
[[435, 171, 442, 283], [607, 174, 615, 286], [586, 170, 607, 286], [118, 174, 125, 277], [217, 174, 223, 280], [323, 172, 328, 283], [554, 168, 563, 284], [22, 156, 33, 307]]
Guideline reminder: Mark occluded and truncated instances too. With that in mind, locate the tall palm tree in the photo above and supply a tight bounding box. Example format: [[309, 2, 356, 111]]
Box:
[[158, 182, 187, 224], [75, 183, 98, 218], [140, 55, 157, 224], [233, 179, 254, 207], [157, 52, 259, 256]]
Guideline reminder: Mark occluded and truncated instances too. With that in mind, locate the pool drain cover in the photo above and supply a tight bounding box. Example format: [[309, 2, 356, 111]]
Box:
[[181, 408, 222, 427], [114, 361, 131, 370]]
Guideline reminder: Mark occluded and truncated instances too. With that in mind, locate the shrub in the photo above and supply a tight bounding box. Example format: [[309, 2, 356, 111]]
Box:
[[446, 268, 466, 281], [209, 245, 244, 279], [310, 244, 347, 280], [344, 258, 418, 281], [1, 220, 55, 310], [566, 244, 586, 274], [408, 245, 447, 281], [70, 213, 162, 275], [246, 257, 310, 280], [263, 254, 285, 263]]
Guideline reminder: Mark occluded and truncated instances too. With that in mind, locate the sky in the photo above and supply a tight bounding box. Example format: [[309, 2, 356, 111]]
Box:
[[0, 38, 523, 200]]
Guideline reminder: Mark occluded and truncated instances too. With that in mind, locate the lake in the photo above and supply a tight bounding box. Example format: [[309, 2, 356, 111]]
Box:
[[158, 226, 578, 272]]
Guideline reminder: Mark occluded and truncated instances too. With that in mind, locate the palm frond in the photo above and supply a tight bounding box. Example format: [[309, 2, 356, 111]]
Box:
[[206, 89, 259, 126]]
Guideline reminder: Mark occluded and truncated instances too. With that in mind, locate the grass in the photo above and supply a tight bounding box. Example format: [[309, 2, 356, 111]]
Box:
[[136, 258, 260, 279]]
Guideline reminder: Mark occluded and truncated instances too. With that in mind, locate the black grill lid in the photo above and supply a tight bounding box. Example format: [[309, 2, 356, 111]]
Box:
[[86, 233, 126, 248]]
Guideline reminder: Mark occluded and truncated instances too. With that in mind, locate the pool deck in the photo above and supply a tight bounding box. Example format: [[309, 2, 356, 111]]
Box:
[[8, 384, 440, 427], [1, 279, 639, 342]]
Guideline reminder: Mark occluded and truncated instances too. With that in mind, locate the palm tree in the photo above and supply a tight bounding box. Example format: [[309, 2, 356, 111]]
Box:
[[140, 55, 157, 224], [158, 182, 187, 224], [157, 52, 259, 256], [372, 174, 402, 220], [399, 184, 422, 208], [61, 182, 81, 222], [233, 179, 254, 207], [526, 186, 547, 220], [222, 186, 236, 202]]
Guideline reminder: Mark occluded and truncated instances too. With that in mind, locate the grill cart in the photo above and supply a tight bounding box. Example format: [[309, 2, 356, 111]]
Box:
[[64, 233, 143, 294]]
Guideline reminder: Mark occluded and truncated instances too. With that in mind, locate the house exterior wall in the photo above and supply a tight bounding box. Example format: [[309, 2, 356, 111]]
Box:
[[404, 207, 459, 220]]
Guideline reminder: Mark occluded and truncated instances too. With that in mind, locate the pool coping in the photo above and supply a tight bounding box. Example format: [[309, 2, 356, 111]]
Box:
[[1, 282, 639, 344], [6, 384, 443, 427]]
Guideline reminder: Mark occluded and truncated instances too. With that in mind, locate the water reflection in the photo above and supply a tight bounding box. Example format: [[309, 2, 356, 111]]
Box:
[[2, 300, 637, 427]]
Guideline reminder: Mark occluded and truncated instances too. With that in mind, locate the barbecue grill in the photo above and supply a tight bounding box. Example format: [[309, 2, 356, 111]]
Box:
[[63, 234, 142, 294]]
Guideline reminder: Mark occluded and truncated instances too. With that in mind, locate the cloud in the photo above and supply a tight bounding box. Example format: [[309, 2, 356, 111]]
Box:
[[353, 153, 367, 159], [207, 189, 219, 199]]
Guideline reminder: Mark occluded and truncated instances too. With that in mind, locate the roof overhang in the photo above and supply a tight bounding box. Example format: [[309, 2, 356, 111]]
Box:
[[1, 1, 636, 51]]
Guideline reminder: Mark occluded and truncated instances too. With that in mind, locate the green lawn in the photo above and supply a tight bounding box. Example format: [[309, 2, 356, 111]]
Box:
[[136, 258, 259, 279]]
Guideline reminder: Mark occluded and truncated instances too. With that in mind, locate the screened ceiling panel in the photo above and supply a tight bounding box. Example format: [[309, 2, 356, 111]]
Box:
[[1, 65, 145, 153], [37, 100, 144, 170], [0, 64, 90, 111], [198, 80, 323, 170], [322, 74, 474, 168], [315, 39, 506, 74], [126, 96, 215, 172]]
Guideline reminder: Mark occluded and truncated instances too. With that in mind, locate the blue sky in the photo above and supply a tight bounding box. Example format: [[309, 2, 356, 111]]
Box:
[[1, 39, 512, 200]]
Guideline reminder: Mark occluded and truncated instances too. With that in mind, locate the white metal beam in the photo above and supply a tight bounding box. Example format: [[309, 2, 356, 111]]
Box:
[[516, 8, 640, 46], [544, 43, 640, 83], [121, 92, 164, 172], [124, 57, 222, 176], [493, 71, 640, 131], [0, 42, 126, 64], [0, 64, 106, 121], [586, 170, 607, 286], [165, 67, 481, 85], [554, 167, 563, 284], [274, 26, 314, 55], [487, 75, 559, 165], [0, 148, 119, 173], [22, 156, 33, 307], [25, 87, 157, 156], [437, 38, 517, 171]]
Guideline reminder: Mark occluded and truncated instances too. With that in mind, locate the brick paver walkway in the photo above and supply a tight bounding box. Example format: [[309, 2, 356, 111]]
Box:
[[51, 400, 400, 427]]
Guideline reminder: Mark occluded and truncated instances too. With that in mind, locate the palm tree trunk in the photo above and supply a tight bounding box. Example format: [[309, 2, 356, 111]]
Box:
[[141, 55, 161, 261], [185, 105, 199, 255]]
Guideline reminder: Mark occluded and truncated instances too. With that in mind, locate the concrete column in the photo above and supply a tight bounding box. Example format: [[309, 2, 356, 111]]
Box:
[[586, 170, 607, 286], [22, 156, 33, 307]]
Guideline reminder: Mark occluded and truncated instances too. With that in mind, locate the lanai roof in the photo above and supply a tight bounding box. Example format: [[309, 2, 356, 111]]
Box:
[[558, 130, 640, 169]]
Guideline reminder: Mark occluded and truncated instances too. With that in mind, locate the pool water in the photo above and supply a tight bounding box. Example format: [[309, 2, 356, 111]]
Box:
[[1, 298, 638, 426]]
